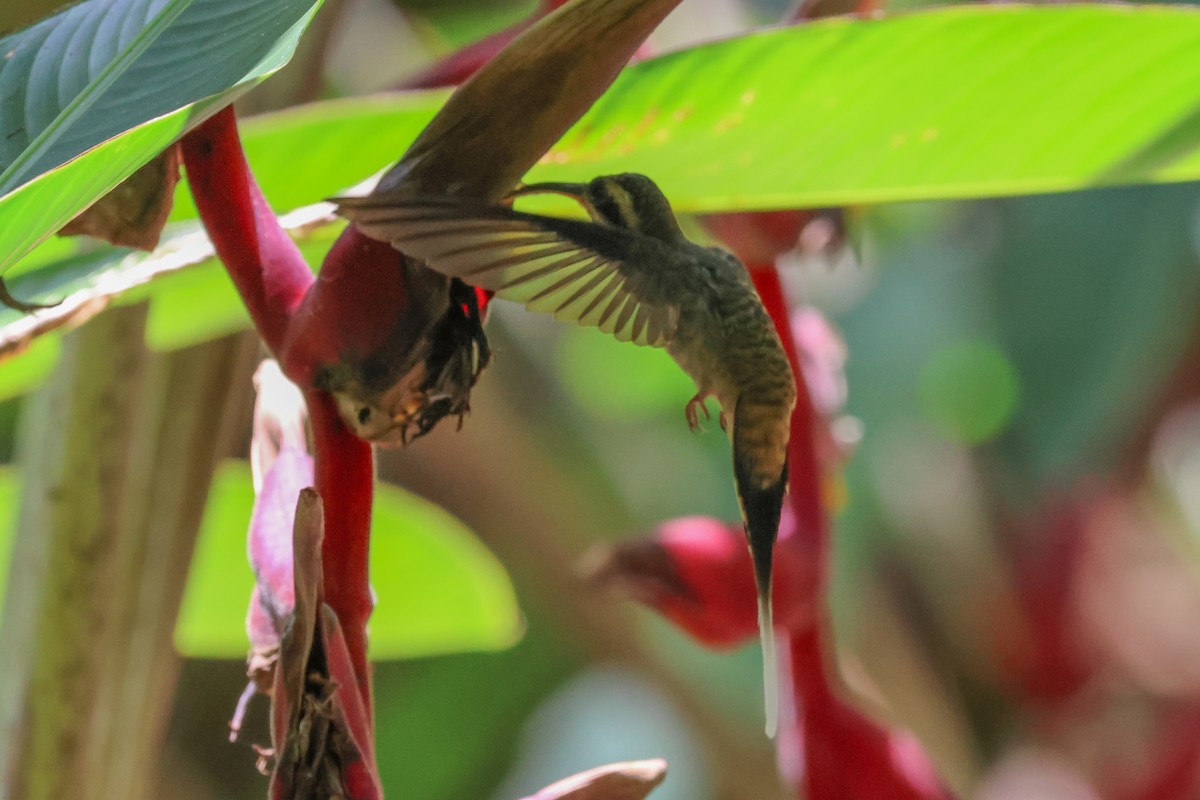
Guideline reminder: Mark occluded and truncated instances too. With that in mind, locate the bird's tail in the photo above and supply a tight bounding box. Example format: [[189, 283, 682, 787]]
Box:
[[733, 402, 789, 738]]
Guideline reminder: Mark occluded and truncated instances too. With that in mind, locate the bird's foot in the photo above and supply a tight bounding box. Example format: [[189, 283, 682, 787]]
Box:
[[719, 412, 729, 432], [686, 395, 711, 432]]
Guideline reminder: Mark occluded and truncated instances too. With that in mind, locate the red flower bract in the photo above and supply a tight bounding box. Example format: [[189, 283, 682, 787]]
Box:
[[593, 510, 816, 647]]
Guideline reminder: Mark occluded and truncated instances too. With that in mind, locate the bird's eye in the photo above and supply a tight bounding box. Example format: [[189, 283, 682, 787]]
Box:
[[357, 407, 371, 425], [591, 189, 625, 226]]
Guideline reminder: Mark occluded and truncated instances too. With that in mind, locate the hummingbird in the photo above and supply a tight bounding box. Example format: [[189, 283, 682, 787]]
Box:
[[335, 173, 796, 734]]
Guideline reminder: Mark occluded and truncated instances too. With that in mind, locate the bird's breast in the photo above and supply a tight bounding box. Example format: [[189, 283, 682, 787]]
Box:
[[666, 325, 737, 408]]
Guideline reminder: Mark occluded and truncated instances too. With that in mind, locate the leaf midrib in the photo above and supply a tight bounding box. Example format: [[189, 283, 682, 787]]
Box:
[[0, 0, 191, 194]]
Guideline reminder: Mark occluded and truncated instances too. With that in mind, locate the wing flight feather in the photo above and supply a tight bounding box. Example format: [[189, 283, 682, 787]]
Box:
[[336, 194, 681, 347]]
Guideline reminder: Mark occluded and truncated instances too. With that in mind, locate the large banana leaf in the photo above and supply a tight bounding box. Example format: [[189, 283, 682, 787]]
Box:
[[0, 0, 323, 273]]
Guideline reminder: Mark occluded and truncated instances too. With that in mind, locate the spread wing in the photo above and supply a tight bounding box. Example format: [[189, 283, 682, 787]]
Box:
[[336, 194, 681, 348]]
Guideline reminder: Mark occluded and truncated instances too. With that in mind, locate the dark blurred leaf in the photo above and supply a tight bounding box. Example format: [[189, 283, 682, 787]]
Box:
[[0, 1, 71, 34], [987, 184, 1200, 487], [373, 625, 581, 800]]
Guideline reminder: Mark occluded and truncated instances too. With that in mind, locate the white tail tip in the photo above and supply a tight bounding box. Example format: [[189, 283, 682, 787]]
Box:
[[758, 595, 778, 739]]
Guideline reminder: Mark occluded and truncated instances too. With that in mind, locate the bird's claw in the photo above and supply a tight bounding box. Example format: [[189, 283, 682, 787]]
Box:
[[686, 395, 711, 433]]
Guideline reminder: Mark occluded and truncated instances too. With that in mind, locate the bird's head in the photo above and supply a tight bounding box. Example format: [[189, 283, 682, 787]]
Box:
[[509, 173, 684, 243]]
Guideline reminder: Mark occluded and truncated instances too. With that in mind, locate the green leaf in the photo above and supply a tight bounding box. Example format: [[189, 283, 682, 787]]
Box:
[[369, 477, 523, 658], [168, 93, 447, 221], [175, 460, 523, 659], [167, 4, 1200, 222], [138, 223, 342, 351], [140, 262, 253, 352], [373, 626, 581, 800], [0, 336, 60, 399], [0, 0, 323, 273], [533, 4, 1200, 209], [0, 469, 20, 609]]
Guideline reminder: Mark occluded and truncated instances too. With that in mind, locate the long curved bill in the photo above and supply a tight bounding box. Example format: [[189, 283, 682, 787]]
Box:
[[506, 181, 589, 201]]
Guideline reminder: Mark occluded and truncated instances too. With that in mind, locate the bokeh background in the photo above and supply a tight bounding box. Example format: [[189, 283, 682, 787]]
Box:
[[6, 0, 1200, 798]]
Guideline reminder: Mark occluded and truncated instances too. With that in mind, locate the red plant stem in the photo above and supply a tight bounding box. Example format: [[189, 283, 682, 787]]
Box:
[[751, 267, 827, 567], [749, 265, 830, 649], [307, 390, 376, 712], [751, 266, 841, 794], [754, 265, 951, 799], [788, 623, 834, 707], [1116, 705, 1200, 800], [182, 106, 376, 714], [788, 626, 841, 799], [179, 107, 313, 354]]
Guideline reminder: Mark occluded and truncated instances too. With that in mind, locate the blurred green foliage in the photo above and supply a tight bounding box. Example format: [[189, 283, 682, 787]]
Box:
[[918, 339, 1018, 444], [0, 461, 522, 660], [557, 327, 694, 422], [179, 460, 523, 658]]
